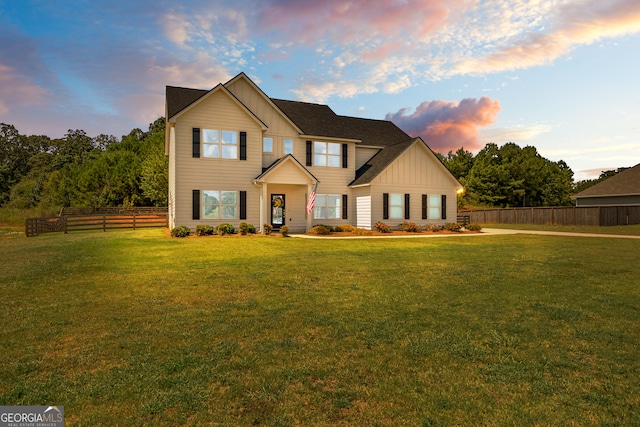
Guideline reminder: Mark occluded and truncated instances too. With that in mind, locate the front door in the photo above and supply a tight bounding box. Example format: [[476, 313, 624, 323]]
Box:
[[271, 194, 285, 229]]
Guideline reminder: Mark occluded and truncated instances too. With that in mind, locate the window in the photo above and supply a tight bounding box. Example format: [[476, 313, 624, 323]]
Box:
[[389, 193, 403, 219], [428, 195, 441, 219], [314, 141, 341, 167], [203, 191, 237, 219], [313, 194, 341, 219], [284, 139, 293, 155], [263, 137, 273, 153], [203, 129, 237, 159]]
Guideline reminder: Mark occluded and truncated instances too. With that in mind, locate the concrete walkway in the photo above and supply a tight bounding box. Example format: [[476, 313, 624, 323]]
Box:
[[292, 228, 640, 240]]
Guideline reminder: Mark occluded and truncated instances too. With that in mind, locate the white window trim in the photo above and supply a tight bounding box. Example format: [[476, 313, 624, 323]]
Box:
[[428, 194, 441, 219], [203, 129, 238, 159], [203, 190, 238, 219], [313, 194, 342, 219], [389, 193, 403, 219], [313, 141, 341, 167]]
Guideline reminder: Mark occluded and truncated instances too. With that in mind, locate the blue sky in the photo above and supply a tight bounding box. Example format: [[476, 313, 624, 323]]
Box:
[[1, 0, 639, 180]]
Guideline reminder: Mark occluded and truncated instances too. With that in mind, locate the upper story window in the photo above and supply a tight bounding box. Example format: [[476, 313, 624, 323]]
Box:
[[203, 129, 237, 159], [314, 141, 341, 167], [284, 139, 293, 155], [263, 137, 273, 153]]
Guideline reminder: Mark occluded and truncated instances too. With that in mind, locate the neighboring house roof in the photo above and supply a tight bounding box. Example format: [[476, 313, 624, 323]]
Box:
[[572, 163, 640, 199]]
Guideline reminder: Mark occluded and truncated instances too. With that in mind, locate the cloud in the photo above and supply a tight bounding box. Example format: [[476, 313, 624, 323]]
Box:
[[385, 97, 501, 152], [455, 0, 640, 74]]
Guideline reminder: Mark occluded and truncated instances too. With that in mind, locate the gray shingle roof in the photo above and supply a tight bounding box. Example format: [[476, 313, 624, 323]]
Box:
[[350, 138, 419, 186], [271, 98, 410, 146], [166, 86, 208, 119], [573, 163, 640, 198]]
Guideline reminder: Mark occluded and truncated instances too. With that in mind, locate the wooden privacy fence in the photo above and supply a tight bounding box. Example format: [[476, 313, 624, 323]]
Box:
[[462, 205, 640, 227], [26, 207, 168, 237]]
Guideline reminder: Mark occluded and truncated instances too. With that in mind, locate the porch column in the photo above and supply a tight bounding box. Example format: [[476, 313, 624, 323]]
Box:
[[260, 183, 267, 232]]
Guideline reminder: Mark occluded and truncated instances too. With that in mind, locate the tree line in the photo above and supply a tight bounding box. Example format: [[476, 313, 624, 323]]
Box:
[[438, 143, 621, 209], [0, 118, 168, 212]]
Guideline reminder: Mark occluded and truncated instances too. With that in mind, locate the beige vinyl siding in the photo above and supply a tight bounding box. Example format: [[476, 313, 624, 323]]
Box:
[[225, 78, 304, 169], [355, 146, 380, 170], [168, 125, 177, 228], [369, 142, 459, 226], [172, 90, 264, 230]]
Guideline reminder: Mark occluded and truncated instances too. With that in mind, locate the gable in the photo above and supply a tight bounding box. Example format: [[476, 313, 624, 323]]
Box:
[[361, 139, 460, 188], [254, 155, 317, 185]]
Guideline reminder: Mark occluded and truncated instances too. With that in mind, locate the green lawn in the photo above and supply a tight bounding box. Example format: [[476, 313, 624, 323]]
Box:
[[483, 223, 640, 236], [1, 229, 638, 426]]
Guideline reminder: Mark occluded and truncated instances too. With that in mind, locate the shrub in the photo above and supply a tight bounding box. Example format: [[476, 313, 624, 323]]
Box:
[[374, 221, 391, 233], [333, 225, 343, 232], [263, 224, 273, 235], [309, 225, 331, 235], [339, 224, 356, 232], [398, 221, 420, 232], [195, 224, 215, 236], [216, 223, 235, 235], [466, 223, 482, 232], [170, 225, 190, 238], [247, 224, 257, 234], [280, 225, 289, 237], [425, 224, 444, 232], [316, 224, 335, 232], [238, 222, 249, 235], [445, 222, 462, 232]]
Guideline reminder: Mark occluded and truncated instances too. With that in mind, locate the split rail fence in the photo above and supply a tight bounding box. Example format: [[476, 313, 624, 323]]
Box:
[[461, 205, 640, 227], [26, 207, 168, 237]]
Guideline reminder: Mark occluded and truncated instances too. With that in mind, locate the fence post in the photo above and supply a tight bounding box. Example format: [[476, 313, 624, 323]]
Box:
[[133, 213, 136, 230], [103, 215, 106, 232]]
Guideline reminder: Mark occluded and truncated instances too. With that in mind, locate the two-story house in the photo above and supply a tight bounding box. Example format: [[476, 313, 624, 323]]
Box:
[[165, 72, 461, 233]]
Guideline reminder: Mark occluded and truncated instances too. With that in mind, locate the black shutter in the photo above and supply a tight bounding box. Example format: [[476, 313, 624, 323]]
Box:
[[192, 190, 200, 220], [383, 193, 389, 220], [342, 144, 348, 168], [306, 141, 312, 166], [441, 194, 447, 220], [239, 132, 247, 160], [342, 194, 348, 219], [192, 128, 200, 158], [240, 191, 247, 219], [405, 194, 410, 219], [422, 194, 427, 220]]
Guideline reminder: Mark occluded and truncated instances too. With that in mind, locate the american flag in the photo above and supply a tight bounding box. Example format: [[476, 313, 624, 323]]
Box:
[[306, 183, 317, 215]]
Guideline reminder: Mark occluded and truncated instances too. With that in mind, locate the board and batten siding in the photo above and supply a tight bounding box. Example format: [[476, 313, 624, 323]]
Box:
[[172, 89, 264, 230], [366, 142, 459, 226]]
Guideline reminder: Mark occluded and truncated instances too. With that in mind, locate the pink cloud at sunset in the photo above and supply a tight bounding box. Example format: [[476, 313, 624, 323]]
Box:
[[385, 97, 501, 153], [455, 0, 640, 74], [257, 0, 467, 44]]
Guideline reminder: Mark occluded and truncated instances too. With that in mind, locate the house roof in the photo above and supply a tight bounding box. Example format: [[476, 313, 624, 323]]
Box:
[[166, 86, 208, 119], [572, 163, 640, 198], [166, 77, 410, 147], [253, 154, 318, 183], [350, 138, 420, 186], [271, 98, 410, 146]]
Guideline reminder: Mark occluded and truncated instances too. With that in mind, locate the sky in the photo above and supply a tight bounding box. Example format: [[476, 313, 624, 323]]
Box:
[[1, 0, 640, 180]]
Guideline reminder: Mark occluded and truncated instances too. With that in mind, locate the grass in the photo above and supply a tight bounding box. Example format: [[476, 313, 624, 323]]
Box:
[[483, 223, 640, 236], [1, 229, 639, 425]]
